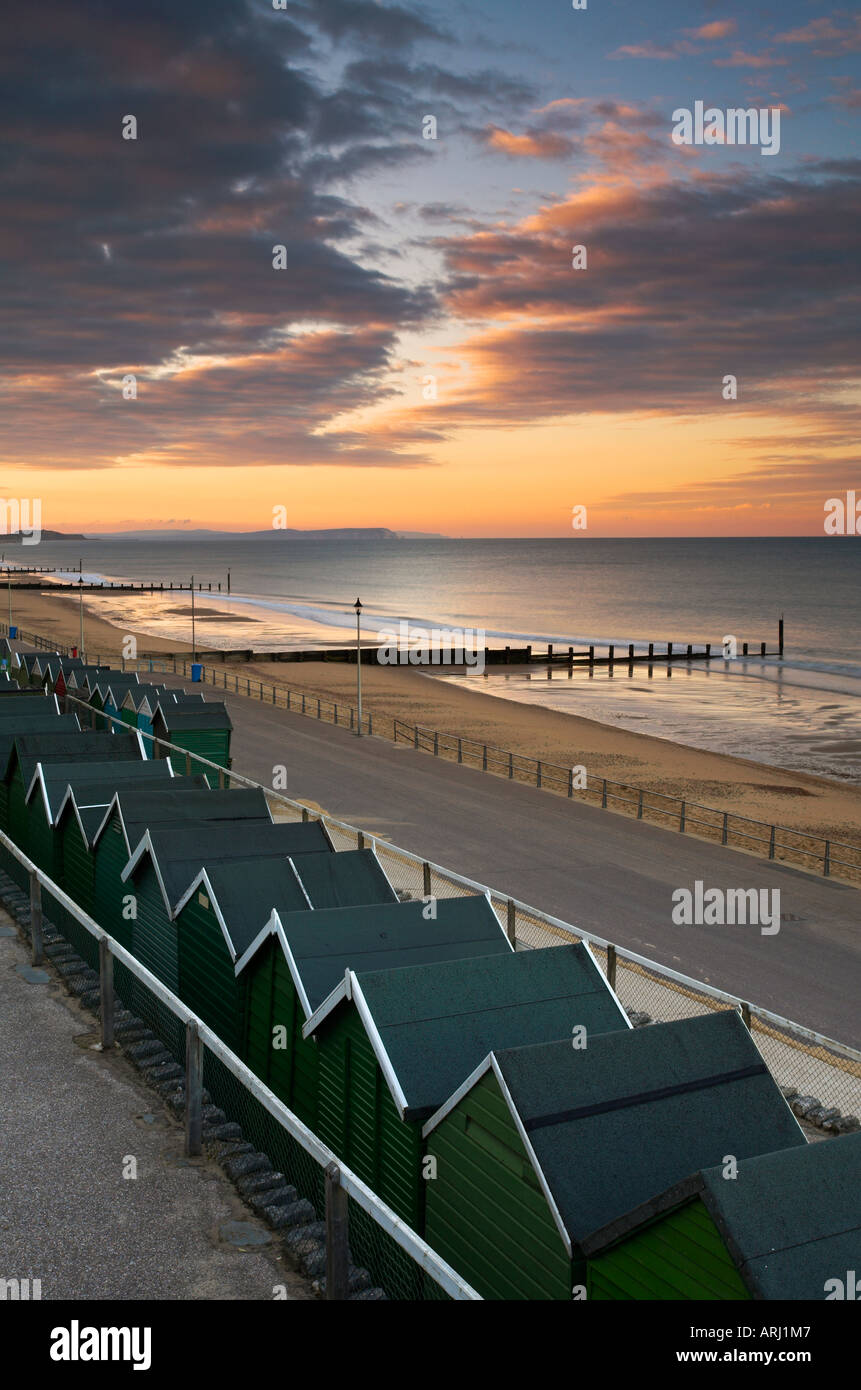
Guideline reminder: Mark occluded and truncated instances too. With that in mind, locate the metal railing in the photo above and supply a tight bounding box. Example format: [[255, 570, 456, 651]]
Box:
[[0, 829, 479, 1301], [49, 679, 861, 1132], [114, 651, 861, 887]]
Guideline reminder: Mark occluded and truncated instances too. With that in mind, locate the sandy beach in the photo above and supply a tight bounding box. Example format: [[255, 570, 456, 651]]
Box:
[[10, 583, 861, 849]]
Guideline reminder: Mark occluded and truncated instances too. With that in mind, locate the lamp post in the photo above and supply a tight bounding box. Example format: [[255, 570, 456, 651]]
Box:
[[78, 564, 84, 660], [191, 576, 196, 664], [354, 598, 363, 736]]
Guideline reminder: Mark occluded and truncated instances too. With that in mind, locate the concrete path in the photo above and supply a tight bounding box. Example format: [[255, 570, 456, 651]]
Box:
[[179, 683, 859, 1047], [0, 913, 312, 1301]]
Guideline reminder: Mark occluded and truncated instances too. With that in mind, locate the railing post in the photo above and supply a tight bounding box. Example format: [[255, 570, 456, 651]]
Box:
[[325, 1163, 350, 1301], [506, 898, 516, 946], [184, 1021, 203, 1157], [679, 801, 686, 833], [768, 825, 776, 860], [357, 831, 364, 851], [722, 812, 728, 845], [185, 751, 192, 776], [824, 840, 831, 877], [29, 871, 43, 965], [99, 937, 115, 1049], [423, 861, 432, 897], [368, 714, 373, 736], [334, 704, 338, 726], [536, 760, 542, 788], [302, 807, 309, 823], [433, 731, 439, 756], [414, 726, 419, 750], [567, 767, 573, 797], [606, 944, 617, 992], [317, 698, 321, 719], [508, 751, 513, 779], [740, 1002, 752, 1032], [482, 745, 488, 771], [637, 789, 644, 819], [602, 779, 608, 808]]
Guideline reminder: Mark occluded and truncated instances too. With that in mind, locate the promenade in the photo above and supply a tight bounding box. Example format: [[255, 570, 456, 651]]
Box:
[[0, 909, 311, 1302]]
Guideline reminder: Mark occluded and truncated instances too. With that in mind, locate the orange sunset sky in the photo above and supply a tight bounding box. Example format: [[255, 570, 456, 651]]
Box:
[[3, 1, 858, 538]]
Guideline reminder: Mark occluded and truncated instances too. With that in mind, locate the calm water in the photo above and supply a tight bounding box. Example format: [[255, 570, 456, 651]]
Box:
[[17, 536, 861, 780]]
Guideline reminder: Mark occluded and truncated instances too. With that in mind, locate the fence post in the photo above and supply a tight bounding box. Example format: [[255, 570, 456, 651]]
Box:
[[740, 1002, 752, 1032], [368, 714, 373, 737], [679, 801, 686, 833], [302, 808, 309, 823], [508, 752, 513, 779], [433, 731, 439, 756], [287, 689, 291, 710], [824, 840, 831, 877], [334, 704, 338, 726], [537, 760, 542, 788], [506, 898, 517, 946], [325, 1163, 350, 1301], [185, 751, 192, 776], [29, 871, 43, 965], [423, 861, 432, 897], [350, 707, 354, 730], [414, 725, 419, 750], [302, 693, 306, 714], [722, 812, 728, 845], [99, 937, 115, 1049], [184, 1021, 203, 1157], [602, 779, 608, 808], [317, 698, 321, 718], [637, 789, 644, 820], [567, 767, 573, 798], [768, 825, 776, 860], [482, 745, 488, 771], [357, 831, 364, 851], [606, 944, 617, 992]]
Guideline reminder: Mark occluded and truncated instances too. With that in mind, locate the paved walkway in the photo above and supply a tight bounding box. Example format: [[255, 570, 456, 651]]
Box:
[[155, 676, 859, 1047], [0, 912, 312, 1301]]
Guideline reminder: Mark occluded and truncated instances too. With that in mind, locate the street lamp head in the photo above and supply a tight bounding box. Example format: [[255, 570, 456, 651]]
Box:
[[354, 597, 362, 613]]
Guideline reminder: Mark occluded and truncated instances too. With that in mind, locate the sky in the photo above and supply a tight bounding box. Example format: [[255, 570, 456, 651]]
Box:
[[1, 0, 859, 537]]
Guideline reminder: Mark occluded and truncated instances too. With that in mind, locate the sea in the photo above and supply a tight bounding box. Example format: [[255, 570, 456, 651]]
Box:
[[14, 535, 861, 783]]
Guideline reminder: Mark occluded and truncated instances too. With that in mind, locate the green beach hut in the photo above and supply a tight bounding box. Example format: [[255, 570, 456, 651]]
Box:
[[238, 892, 509, 1135], [421, 1010, 806, 1300], [306, 940, 630, 1234], [89, 785, 270, 954], [151, 701, 233, 783], [119, 818, 332, 995], [52, 762, 178, 919], [583, 1130, 861, 1301], [172, 847, 397, 1057]]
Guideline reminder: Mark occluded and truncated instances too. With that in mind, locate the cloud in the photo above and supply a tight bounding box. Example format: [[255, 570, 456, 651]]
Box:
[[713, 49, 788, 68], [483, 126, 576, 158], [685, 20, 738, 40], [609, 39, 698, 60], [776, 15, 861, 55]]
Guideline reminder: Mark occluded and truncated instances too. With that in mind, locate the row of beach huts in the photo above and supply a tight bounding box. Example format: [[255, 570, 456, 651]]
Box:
[[1, 642, 858, 1301]]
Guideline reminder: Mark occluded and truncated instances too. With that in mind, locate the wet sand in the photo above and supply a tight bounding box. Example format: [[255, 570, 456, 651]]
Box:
[[11, 583, 861, 848]]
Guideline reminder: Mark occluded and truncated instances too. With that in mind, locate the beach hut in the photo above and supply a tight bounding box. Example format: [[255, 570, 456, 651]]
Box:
[[37, 657, 85, 699], [172, 856, 312, 1055], [584, 1131, 861, 1301], [1, 730, 144, 887], [88, 676, 140, 732], [290, 847, 398, 910], [119, 685, 167, 750], [89, 786, 271, 955], [421, 1011, 806, 1300], [306, 941, 630, 1233], [119, 818, 331, 994], [0, 711, 78, 868], [25, 758, 172, 879], [238, 892, 508, 1135], [151, 702, 232, 783], [52, 762, 178, 920], [0, 692, 58, 711]]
